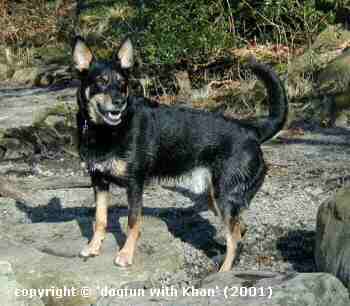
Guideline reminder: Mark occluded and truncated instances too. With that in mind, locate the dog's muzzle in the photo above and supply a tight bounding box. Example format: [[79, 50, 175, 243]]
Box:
[[97, 100, 127, 126]]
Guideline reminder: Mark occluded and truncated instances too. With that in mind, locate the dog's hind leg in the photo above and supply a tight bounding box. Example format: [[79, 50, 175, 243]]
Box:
[[80, 181, 110, 258], [208, 179, 245, 272], [208, 179, 247, 235], [216, 147, 266, 272], [220, 216, 242, 272], [114, 180, 143, 267], [208, 180, 219, 216]]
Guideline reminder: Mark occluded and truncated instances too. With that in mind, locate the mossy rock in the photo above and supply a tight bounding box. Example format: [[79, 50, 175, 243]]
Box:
[[289, 25, 350, 78], [0, 63, 15, 81], [12, 67, 41, 85], [315, 187, 350, 291], [317, 48, 350, 94]]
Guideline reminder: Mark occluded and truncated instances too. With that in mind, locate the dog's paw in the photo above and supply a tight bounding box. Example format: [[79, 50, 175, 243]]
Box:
[[79, 244, 101, 258], [211, 254, 225, 271], [114, 251, 133, 267]]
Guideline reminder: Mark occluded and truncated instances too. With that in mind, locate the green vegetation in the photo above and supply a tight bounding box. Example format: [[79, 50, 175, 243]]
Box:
[[1, 0, 347, 67], [78, 0, 345, 66], [78, 0, 232, 64]]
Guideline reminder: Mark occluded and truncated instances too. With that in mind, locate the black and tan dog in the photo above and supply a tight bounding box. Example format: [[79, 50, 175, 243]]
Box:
[[72, 37, 288, 272]]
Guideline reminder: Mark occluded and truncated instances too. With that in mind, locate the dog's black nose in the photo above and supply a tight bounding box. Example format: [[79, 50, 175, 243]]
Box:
[[113, 99, 126, 107], [110, 110, 121, 116]]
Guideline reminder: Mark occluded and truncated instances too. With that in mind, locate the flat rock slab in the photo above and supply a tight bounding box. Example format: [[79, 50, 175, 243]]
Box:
[[95, 271, 350, 306], [0, 261, 44, 306], [0, 211, 185, 305], [0, 86, 76, 130]]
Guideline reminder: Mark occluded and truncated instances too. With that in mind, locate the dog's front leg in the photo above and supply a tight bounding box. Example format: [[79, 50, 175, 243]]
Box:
[[80, 177, 110, 258], [114, 179, 143, 267]]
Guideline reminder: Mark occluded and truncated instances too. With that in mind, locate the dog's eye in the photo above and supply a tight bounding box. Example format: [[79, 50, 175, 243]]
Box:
[[97, 76, 109, 86], [119, 79, 127, 90]]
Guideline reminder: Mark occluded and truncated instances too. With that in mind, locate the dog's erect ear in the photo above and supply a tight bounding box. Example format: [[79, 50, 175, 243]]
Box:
[[73, 36, 93, 72], [117, 38, 134, 69]]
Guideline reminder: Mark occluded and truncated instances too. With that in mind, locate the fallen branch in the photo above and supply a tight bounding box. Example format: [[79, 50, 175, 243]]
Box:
[[19, 176, 91, 191]]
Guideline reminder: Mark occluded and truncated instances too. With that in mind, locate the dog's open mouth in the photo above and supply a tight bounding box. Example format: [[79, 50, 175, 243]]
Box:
[[94, 101, 128, 126], [102, 111, 122, 126], [95, 103, 125, 126]]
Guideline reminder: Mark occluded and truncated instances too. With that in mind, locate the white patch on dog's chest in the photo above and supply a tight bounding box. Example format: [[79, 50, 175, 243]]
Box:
[[90, 158, 128, 177], [111, 159, 128, 177], [180, 167, 212, 194]]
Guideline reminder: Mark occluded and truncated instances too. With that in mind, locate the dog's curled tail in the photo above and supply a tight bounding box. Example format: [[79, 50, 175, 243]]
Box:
[[248, 57, 288, 143]]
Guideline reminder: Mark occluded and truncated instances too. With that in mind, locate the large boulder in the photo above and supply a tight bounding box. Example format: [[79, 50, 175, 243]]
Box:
[[317, 48, 350, 95], [315, 187, 350, 291], [289, 25, 350, 78], [287, 25, 350, 127], [94, 271, 350, 306], [315, 48, 350, 126]]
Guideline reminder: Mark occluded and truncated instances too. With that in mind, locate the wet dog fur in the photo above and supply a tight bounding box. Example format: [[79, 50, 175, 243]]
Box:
[[73, 37, 288, 272]]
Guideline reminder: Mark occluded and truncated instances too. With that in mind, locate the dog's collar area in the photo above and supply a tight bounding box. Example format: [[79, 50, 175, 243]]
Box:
[[82, 119, 90, 148], [83, 120, 89, 134]]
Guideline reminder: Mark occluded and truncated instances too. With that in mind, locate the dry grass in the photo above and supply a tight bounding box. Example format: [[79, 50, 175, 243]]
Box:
[[0, 1, 56, 45], [0, 0, 8, 17], [3, 46, 34, 66], [231, 42, 294, 63], [78, 3, 136, 48], [287, 73, 315, 100], [0, 0, 76, 47], [0, 0, 77, 68], [109, 4, 136, 21]]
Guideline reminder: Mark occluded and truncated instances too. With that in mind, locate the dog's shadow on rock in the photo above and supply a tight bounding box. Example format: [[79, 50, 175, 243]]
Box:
[[15, 197, 127, 250], [15, 187, 223, 259], [276, 229, 316, 272]]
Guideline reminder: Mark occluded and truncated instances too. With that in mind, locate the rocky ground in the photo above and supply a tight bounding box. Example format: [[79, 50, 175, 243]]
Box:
[[0, 84, 350, 305]]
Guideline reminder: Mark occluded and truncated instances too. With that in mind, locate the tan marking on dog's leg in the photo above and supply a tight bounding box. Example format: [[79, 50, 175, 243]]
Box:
[[239, 219, 247, 238], [208, 181, 219, 216], [219, 218, 241, 272], [114, 216, 141, 267], [80, 191, 110, 257]]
